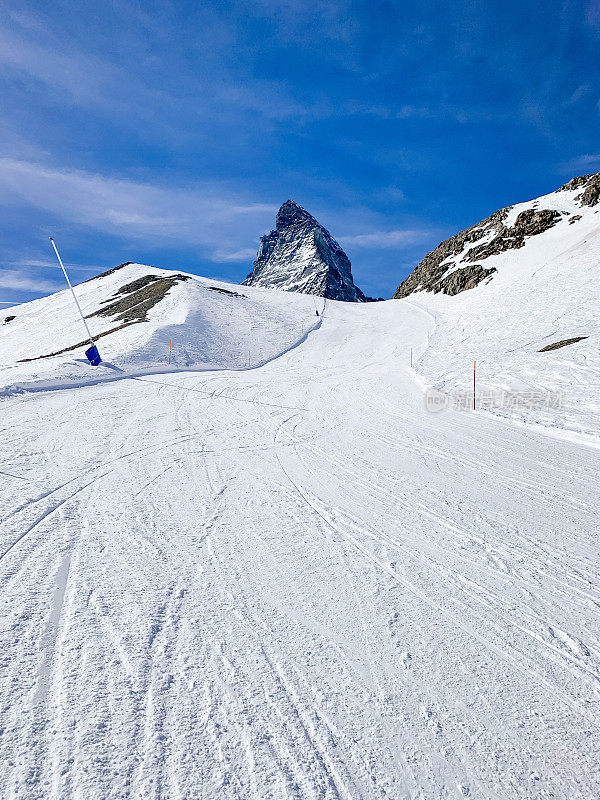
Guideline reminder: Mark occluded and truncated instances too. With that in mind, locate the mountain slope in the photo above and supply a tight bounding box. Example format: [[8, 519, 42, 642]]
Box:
[[392, 173, 600, 438], [0, 262, 324, 394], [2, 296, 599, 800], [243, 200, 367, 301], [393, 171, 600, 298]]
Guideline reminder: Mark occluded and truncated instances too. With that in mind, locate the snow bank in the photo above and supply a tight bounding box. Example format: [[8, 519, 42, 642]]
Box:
[[402, 185, 600, 439], [0, 263, 324, 395]]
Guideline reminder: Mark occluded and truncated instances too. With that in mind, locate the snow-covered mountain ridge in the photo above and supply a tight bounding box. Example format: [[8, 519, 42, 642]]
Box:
[[0, 262, 324, 394], [393, 170, 600, 297], [2, 171, 598, 438], [243, 200, 368, 301], [393, 172, 600, 438], [2, 266, 599, 800]]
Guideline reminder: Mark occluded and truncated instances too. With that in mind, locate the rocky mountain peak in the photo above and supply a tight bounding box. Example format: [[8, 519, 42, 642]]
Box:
[[276, 200, 318, 230], [243, 201, 368, 302], [558, 170, 600, 207]]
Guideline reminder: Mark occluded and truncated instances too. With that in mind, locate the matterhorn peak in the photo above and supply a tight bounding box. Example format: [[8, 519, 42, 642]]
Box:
[[275, 200, 318, 230], [243, 201, 367, 302]]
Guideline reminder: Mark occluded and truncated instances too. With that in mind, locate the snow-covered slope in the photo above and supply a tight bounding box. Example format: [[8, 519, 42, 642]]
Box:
[[243, 200, 367, 301], [2, 296, 599, 799], [0, 262, 324, 394], [393, 173, 600, 439]]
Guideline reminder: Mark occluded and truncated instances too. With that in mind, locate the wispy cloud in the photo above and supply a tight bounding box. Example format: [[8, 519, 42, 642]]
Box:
[[10, 258, 101, 273], [0, 269, 64, 293], [0, 11, 334, 135], [564, 83, 592, 106], [339, 229, 434, 249], [0, 22, 150, 117], [0, 158, 276, 259], [212, 247, 258, 262], [559, 153, 600, 174]]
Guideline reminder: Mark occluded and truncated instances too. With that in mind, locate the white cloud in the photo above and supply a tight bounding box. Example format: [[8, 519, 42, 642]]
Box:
[[212, 247, 257, 263], [0, 18, 332, 129], [560, 153, 600, 174], [0, 158, 276, 258], [11, 258, 101, 273], [339, 229, 432, 249], [0, 269, 64, 293], [0, 24, 125, 110], [565, 83, 591, 106]]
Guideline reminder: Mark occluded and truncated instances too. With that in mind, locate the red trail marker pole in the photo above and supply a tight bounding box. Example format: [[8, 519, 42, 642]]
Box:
[[473, 360, 476, 411]]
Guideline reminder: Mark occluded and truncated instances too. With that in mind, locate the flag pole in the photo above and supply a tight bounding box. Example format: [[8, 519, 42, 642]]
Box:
[[50, 237, 95, 345]]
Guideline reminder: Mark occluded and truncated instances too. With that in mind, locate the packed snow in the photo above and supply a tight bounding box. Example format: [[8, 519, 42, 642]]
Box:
[[1, 263, 599, 799], [404, 183, 600, 441], [0, 264, 323, 396]]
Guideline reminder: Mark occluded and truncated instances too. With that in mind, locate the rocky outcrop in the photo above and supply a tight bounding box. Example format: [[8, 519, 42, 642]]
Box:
[[465, 209, 561, 264], [430, 264, 497, 296], [392, 208, 509, 298], [559, 171, 600, 206], [243, 200, 367, 302], [89, 274, 190, 323], [393, 202, 562, 298], [393, 170, 600, 300], [539, 336, 588, 352]]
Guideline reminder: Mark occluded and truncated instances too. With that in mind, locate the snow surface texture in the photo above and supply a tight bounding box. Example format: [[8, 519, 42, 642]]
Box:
[[1, 274, 599, 799], [0, 263, 323, 395], [394, 179, 600, 440], [243, 200, 367, 301]]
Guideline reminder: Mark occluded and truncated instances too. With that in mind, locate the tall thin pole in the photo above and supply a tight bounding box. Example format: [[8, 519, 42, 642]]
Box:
[[473, 360, 476, 411], [410, 347, 413, 368], [50, 237, 94, 344]]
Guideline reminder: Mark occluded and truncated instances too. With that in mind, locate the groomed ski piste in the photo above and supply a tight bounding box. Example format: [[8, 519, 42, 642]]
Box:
[[1, 246, 598, 798]]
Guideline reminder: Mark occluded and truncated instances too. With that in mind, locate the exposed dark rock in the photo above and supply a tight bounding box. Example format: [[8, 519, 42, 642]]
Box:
[[113, 275, 162, 295], [83, 262, 134, 283], [18, 321, 138, 362], [539, 336, 588, 352], [393, 205, 561, 299], [559, 171, 600, 207], [88, 274, 190, 323], [3, 315, 16, 324], [568, 215, 582, 224], [243, 200, 367, 302], [558, 174, 593, 192], [578, 176, 600, 207], [431, 265, 497, 296], [392, 208, 509, 298], [208, 286, 246, 298], [464, 209, 561, 263]]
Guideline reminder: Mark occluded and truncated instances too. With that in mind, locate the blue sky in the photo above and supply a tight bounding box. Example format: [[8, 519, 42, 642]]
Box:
[[2, 0, 600, 305]]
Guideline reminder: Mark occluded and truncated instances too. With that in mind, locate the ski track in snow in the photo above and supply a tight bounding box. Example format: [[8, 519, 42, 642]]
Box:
[[1, 299, 599, 799]]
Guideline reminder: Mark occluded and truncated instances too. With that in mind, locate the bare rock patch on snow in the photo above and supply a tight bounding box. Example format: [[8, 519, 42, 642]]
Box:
[[539, 336, 588, 352], [89, 273, 190, 323]]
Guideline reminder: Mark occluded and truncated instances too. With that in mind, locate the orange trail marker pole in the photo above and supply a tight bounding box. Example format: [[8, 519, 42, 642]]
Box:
[[473, 360, 476, 411]]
